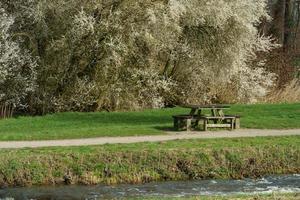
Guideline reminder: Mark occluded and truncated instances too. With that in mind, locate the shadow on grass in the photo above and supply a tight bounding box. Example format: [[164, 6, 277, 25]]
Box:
[[15, 111, 177, 127], [153, 126, 175, 132]]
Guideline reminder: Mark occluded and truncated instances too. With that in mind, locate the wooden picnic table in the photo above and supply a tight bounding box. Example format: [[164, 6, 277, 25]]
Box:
[[173, 104, 239, 131], [182, 104, 231, 117]]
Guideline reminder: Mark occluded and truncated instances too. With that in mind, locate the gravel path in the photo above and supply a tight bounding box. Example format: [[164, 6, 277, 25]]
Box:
[[0, 129, 299, 149]]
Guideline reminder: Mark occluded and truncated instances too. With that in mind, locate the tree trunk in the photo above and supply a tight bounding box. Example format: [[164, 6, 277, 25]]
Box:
[[272, 0, 287, 45], [284, 0, 292, 50], [0, 104, 14, 119]]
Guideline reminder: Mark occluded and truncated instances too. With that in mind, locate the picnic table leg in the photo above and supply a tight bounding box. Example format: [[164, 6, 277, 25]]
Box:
[[173, 118, 179, 130], [197, 109, 202, 116], [194, 109, 202, 127], [231, 118, 234, 130], [203, 118, 208, 131], [235, 117, 240, 129], [190, 108, 196, 115], [189, 108, 198, 129], [186, 118, 192, 131], [217, 109, 224, 117], [211, 109, 218, 124], [211, 109, 216, 117], [217, 109, 225, 124]]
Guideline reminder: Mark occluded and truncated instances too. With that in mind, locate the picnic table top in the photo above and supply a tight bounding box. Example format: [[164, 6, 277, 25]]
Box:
[[181, 104, 231, 109]]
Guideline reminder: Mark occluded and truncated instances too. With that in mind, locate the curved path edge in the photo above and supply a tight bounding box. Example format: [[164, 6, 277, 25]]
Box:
[[0, 129, 299, 149]]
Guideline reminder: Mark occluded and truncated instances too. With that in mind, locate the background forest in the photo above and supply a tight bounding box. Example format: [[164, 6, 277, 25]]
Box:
[[0, 0, 299, 116]]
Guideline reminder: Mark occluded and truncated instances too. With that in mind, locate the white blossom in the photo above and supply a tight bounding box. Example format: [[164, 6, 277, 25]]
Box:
[[71, 8, 96, 39], [0, 8, 37, 107]]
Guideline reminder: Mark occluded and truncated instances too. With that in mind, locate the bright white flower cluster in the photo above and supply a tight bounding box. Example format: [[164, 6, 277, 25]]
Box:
[[72, 9, 96, 40], [159, 0, 277, 103], [0, 8, 37, 107], [128, 68, 176, 108]]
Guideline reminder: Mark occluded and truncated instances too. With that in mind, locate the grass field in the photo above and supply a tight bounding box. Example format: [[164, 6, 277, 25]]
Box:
[[0, 103, 299, 141], [0, 136, 299, 186]]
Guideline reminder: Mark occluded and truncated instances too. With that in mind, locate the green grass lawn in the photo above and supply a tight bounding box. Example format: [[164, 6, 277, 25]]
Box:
[[10, 135, 299, 153], [0, 103, 299, 141]]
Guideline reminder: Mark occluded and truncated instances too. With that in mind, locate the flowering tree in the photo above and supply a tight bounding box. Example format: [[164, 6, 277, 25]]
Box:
[[2, 0, 279, 112], [0, 8, 37, 110]]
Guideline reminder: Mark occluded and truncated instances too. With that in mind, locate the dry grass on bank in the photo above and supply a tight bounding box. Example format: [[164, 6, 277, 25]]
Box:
[[266, 79, 300, 103]]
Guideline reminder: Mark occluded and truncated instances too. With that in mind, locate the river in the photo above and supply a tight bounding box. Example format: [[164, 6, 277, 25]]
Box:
[[0, 174, 299, 200]]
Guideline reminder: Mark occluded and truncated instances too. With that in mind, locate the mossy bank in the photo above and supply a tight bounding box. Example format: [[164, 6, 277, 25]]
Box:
[[0, 136, 299, 187]]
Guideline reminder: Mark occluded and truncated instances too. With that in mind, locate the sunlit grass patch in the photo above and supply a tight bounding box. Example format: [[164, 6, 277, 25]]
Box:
[[0, 103, 299, 141]]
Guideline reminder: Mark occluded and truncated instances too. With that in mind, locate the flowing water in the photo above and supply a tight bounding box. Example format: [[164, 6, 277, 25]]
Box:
[[0, 174, 299, 200]]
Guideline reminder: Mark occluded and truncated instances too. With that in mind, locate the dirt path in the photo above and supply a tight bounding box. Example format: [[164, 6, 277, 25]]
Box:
[[0, 129, 299, 149]]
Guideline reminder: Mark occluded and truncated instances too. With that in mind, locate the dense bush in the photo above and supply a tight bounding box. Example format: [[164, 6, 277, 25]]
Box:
[[1, 0, 278, 113]]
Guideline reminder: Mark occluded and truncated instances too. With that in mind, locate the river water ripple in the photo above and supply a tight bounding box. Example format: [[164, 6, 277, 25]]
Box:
[[0, 174, 299, 200]]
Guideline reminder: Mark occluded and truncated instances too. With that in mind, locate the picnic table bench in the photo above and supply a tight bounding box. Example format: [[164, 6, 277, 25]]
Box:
[[173, 104, 240, 131]]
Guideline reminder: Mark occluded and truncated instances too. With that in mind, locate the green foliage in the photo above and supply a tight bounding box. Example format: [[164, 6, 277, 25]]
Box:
[[0, 103, 299, 141]]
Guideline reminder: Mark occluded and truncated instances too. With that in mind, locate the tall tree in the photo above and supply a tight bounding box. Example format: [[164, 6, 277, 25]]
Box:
[[284, 0, 292, 50], [271, 0, 286, 45]]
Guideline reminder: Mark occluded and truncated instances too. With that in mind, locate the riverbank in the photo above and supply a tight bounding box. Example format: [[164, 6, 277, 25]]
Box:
[[0, 136, 299, 187], [134, 193, 300, 200]]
